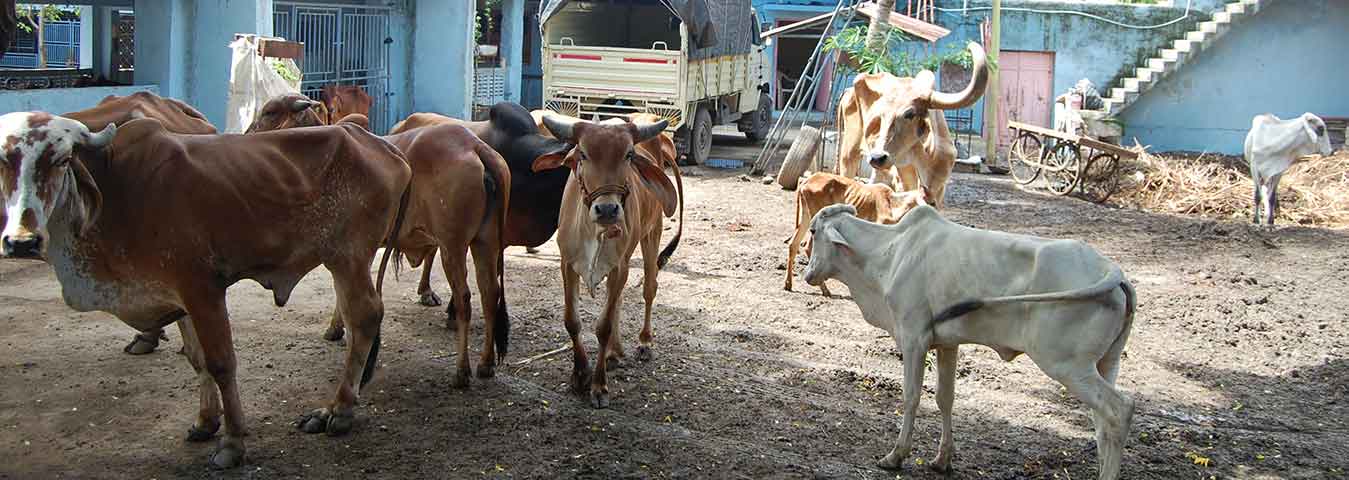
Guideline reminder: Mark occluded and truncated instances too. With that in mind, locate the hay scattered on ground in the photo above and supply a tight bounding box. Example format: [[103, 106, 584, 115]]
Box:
[[1110, 147, 1349, 229]]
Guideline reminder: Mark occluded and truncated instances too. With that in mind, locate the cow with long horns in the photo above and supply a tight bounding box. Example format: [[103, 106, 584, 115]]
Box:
[[836, 42, 990, 208]]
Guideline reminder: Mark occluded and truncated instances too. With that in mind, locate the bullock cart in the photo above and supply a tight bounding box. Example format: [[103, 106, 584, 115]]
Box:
[[1006, 120, 1135, 203]]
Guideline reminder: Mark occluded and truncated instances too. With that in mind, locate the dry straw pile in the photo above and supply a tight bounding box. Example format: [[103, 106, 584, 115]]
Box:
[[1110, 146, 1349, 229]]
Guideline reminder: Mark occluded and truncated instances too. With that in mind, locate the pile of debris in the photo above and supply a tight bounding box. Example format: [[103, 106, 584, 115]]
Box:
[[1110, 148, 1349, 228]]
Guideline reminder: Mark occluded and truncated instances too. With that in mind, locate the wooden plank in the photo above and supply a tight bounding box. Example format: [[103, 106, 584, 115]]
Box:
[[1079, 136, 1137, 159], [855, 1, 950, 43], [760, 11, 835, 40], [1007, 120, 1080, 143], [234, 34, 304, 60]]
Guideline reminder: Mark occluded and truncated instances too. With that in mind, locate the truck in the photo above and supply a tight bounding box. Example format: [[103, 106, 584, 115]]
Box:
[[539, 0, 773, 165]]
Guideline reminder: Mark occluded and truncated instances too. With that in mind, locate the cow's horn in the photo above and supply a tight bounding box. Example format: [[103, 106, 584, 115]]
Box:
[[542, 114, 583, 142], [291, 97, 320, 112], [631, 119, 669, 142], [84, 123, 117, 148], [927, 42, 989, 110]]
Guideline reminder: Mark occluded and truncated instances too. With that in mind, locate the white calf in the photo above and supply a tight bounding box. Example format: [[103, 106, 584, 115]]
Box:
[[802, 204, 1136, 480], [1244, 113, 1334, 225]]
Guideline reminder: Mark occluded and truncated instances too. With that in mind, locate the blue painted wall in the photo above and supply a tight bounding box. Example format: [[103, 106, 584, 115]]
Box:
[[1121, 0, 1349, 154], [411, 1, 475, 119], [0, 85, 158, 115]]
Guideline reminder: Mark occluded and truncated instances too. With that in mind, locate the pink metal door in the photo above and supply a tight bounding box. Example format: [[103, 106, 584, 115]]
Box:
[[995, 51, 1054, 148]]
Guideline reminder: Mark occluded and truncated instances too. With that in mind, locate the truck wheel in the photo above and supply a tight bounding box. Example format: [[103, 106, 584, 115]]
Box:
[[742, 93, 773, 142], [687, 106, 713, 166]]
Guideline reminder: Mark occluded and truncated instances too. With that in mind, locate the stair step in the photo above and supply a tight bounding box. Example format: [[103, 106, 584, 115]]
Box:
[[1173, 39, 1194, 53], [1147, 57, 1174, 71], [1213, 11, 1233, 24], [1135, 67, 1158, 82], [1200, 21, 1220, 34], [1160, 48, 1185, 63], [1186, 30, 1209, 43], [1226, 2, 1246, 15]]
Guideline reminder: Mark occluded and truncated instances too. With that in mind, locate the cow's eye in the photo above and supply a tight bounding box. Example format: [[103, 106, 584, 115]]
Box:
[[902, 109, 917, 120]]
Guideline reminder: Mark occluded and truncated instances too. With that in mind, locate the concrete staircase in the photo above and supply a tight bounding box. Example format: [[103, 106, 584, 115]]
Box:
[[1102, 0, 1269, 116]]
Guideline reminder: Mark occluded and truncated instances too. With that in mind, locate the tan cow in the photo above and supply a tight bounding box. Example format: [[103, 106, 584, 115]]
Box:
[[784, 172, 928, 296], [836, 42, 989, 208], [249, 95, 513, 385], [321, 84, 372, 125], [533, 114, 684, 408], [63, 91, 217, 355], [0, 112, 411, 468]]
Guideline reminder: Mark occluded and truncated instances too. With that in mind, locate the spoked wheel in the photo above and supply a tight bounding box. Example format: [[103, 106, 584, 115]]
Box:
[[1044, 142, 1083, 196], [1009, 132, 1043, 185], [1079, 152, 1122, 203]]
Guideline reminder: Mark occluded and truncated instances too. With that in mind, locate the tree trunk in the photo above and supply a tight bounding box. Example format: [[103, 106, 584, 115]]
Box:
[[863, 0, 897, 53], [0, 1, 17, 62]]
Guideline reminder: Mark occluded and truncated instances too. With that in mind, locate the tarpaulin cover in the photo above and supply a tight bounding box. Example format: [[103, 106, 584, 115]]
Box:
[[540, 0, 755, 60]]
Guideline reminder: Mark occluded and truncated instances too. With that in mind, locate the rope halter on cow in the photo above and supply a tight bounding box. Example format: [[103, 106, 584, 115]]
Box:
[[572, 161, 630, 207]]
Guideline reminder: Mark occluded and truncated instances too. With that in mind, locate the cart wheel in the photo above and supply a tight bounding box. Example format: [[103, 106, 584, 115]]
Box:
[[1079, 152, 1121, 203], [1009, 132, 1043, 185], [1044, 142, 1082, 196]]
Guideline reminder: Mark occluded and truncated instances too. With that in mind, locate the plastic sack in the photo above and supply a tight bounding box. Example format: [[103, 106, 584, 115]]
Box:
[[226, 36, 302, 133]]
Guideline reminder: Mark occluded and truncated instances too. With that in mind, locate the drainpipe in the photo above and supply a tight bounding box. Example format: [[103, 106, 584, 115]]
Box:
[[982, 0, 1000, 163]]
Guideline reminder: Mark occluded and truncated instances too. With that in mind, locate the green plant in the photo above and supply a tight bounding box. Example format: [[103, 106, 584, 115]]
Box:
[[270, 59, 299, 82], [474, 0, 503, 45], [16, 4, 75, 33], [825, 25, 998, 78]]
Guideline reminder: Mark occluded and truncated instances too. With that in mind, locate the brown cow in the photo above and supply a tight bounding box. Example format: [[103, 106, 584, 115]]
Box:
[[322, 85, 373, 125], [784, 173, 929, 297], [65, 91, 217, 135], [532, 114, 684, 408], [0, 112, 410, 468], [251, 96, 512, 384], [836, 42, 988, 208], [63, 91, 217, 355]]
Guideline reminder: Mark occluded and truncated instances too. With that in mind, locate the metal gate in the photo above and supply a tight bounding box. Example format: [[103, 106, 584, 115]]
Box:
[[273, 2, 394, 133]]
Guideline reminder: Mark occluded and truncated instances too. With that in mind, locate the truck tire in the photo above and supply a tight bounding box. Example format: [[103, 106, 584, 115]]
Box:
[[687, 106, 713, 166], [741, 93, 773, 142], [777, 125, 821, 190]]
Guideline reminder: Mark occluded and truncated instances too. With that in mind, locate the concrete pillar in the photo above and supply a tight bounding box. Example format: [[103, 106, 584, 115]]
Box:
[[133, 0, 191, 99], [413, 0, 475, 119], [78, 6, 93, 69], [501, 0, 524, 103], [188, 0, 273, 128]]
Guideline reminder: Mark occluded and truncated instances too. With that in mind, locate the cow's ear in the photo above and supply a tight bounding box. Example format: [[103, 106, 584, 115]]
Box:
[[532, 144, 577, 172], [69, 157, 102, 237], [632, 152, 677, 216], [823, 226, 854, 257]]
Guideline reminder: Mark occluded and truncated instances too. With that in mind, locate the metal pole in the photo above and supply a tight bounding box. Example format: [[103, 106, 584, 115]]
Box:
[[982, 0, 1000, 164]]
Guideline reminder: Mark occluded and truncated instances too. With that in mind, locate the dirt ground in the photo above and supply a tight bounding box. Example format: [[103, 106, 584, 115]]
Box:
[[2, 132, 1348, 480]]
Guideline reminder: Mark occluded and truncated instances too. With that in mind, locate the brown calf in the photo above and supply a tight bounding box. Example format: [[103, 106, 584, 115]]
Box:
[[533, 114, 684, 408], [0, 113, 410, 468], [321, 85, 373, 124], [785, 173, 928, 297]]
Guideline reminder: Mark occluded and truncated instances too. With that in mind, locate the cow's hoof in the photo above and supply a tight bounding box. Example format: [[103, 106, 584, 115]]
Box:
[[877, 450, 907, 470], [604, 356, 624, 371], [590, 388, 609, 409], [570, 368, 592, 395], [186, 419, 220, 442], [123, 333, 160, 355], [927, 457, 953, 474], [325, 414, 354, 436], [636, 345, 653, 362], [783, 282, 792, 292], [208, 444, 244, 470], [419, 291, 442, 307], [476, 362, 496, 379], [322, 325, 345, 342], [452, 367, 471, 389]]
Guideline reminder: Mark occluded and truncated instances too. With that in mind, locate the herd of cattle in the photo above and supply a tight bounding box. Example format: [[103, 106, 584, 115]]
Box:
[[2, 42, 1233, 480]]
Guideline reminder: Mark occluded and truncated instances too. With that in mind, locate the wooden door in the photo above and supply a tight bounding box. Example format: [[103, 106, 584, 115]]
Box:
[[995, 51, 1054, 148]]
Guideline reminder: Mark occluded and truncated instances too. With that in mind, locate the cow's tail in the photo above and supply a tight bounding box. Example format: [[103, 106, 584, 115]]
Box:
[[477, 140, 512, 360], [360, 333, 381, 387], [376, 180, 412, 295], [933, 263, 1125, 323], [656, 155, 685, 269]]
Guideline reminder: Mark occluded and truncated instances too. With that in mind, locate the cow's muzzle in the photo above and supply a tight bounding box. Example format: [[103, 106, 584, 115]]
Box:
[[802, 265, 823, 287], [866, 151, 890, 169], [592, 202, 622, 226], [1, 233, 43, 258]]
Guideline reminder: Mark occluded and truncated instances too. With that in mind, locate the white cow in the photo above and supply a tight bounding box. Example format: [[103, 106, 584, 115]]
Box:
[[801, 204, 1136, 480], [1244, 113, 1334, 225]]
